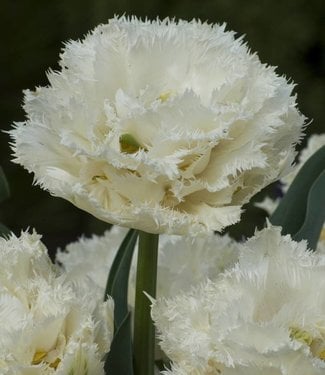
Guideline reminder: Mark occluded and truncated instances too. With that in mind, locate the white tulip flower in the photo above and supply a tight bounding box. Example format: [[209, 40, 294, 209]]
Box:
[[0, 231, 114, 374], [152, 226, 325, 375], [10, 16, 305, 234], [56, 226, 239, 305]]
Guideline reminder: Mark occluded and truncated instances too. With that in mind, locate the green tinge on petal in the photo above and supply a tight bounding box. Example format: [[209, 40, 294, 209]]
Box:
[[119, 133, 146, 154]]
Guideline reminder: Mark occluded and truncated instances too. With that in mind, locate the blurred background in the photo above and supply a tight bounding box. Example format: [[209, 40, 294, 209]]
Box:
[[1, 0, 324, 256]]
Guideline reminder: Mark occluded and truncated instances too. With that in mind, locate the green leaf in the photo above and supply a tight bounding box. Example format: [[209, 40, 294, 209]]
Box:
[[103, 228, 138, 375], [270, 146, 325, 243], [104, 313, 133, 375], [0, 167, 10, 204], [104, 228, 138, 328], [293, 170, 325, 250], [0, 223, 10, 237]]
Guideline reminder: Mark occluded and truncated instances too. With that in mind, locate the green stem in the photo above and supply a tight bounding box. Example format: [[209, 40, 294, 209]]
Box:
[[133, 231, 159, 375]]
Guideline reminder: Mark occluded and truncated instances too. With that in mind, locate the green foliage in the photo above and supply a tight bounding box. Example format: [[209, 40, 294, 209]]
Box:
[[104, 313, 133, 375], [0, 167, 10, 236], [271, 146, 325, 250], [104, 229, 138, 328], [0, 167, 10, 204], [104, 229, 138, 374], [294, 170, 325, 250]]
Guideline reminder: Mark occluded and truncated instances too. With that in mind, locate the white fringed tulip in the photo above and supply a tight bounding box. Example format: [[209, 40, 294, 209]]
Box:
[[0, 232, 114, 374], [11, 16, 305, 234], [56, 226, 239, 305], [152, 226, 325, 375]]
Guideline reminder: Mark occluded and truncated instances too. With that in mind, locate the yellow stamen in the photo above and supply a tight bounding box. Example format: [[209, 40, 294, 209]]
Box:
[[158, 91, 172, 102], [92, 175, 108, 182], [32, 351, 47, 365], [290, 326, 325, 362], [289, 327, 313, 346], [317, 349, 325, 361], [49, 358, 61, 369], [320, 227, 325, 242], [32, 351, 61, 369]]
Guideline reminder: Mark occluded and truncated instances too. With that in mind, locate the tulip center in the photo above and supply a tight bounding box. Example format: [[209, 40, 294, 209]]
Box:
[[290, 327, 313, 345], [32, 350, 61, 369], [290, 326, 325, 361], [32, 335, 65, 370], [158, 91, 173, 102], [162, 187, 180, 207], [119, 133, 147, 154]]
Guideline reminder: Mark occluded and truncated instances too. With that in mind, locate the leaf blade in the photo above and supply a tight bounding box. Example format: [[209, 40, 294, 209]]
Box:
[[270, 146, 325, 238], [104, 313, 133, 375], [104, 228, 138, 328], [293, 169, 325, 250], [0, 167, 10, 204], [103, 228, 138, 375]]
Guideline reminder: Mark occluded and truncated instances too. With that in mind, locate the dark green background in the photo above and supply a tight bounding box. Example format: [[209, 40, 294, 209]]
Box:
[[1, 0, 324, 255]]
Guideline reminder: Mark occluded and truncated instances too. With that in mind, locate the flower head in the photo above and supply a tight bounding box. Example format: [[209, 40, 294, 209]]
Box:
[[152, 226, 325, 374], [56, 226, 239, 305], [0, 231, 114, 374], [10, 16, 305, 234]]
